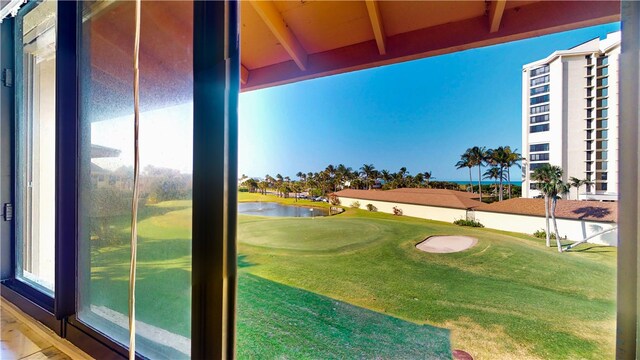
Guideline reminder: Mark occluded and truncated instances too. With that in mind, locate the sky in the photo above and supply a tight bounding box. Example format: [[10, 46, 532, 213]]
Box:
[[92, 103, 193, 174], [238, 22, 620, 182]]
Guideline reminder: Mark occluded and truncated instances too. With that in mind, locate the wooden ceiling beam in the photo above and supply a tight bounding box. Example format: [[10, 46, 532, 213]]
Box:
[[241, 65, 249, 85], [249, 0, 308, 71], [365, 0, 386, 55], [488, 0, 507, 33], [242, 0, 619, 91]]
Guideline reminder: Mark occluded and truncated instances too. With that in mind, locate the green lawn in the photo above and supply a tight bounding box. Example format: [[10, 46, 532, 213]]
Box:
[[90, 194, 616, 359]]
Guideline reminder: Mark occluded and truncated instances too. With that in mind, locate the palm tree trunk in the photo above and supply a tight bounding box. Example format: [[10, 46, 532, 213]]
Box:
[[498, 167, 504, 201], [468, 167, 473, 193], [507, 168, 512, 199], [551, 197, 563, 252], [544, 194, 551, 247], [477, 165, 482, 202]]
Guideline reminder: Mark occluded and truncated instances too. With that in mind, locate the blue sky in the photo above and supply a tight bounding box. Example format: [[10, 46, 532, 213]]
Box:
[[239, 23, 620, 181]]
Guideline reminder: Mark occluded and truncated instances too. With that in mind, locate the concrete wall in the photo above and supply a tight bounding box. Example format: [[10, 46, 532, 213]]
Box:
[[337, 196, 617, 247], [474, 210, 617, 246], [337, 196, 468, 223]]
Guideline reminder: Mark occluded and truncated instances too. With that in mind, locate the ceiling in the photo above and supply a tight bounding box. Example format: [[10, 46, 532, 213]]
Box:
[[239, 0, 620, 91], [85, 0, 620, 120]]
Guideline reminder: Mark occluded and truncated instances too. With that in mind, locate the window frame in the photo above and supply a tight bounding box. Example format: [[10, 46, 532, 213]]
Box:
[[0, 1, 638, 359], [0, 1, 240, 358]]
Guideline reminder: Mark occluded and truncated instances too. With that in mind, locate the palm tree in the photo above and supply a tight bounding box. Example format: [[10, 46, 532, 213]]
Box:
[[397, 167, 408, 188], [532, 164, 562, 247], [503, 147, 522, 199], [487, 147, 509, 201], [468, 146, 487, 201], [482, 166, 503, 198], [456, 149, 473, 192], [549, 180, 571, 252], [360, 164, 377, 190], [380, 170, 392, 187], [568, 177, 583, 200], [423, 171, 432, 188]]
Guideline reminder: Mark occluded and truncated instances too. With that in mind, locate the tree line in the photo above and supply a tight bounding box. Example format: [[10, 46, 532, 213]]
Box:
[[455, 146, 521, 202], [240, 164, 436, 198]]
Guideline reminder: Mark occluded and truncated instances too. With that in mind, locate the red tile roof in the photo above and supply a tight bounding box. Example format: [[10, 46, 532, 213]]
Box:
[[387, 187, 480, 199], [334, 189, 484, 210], [474, 198, 617, 222]]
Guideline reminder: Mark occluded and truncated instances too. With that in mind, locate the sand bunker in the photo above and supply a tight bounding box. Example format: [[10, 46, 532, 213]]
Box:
[[416, 236, 478, 253]]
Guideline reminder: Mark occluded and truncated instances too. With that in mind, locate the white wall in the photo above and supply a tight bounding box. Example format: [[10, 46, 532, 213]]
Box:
[[564, 55, 588, 186], [474, 210, 617, 246], [337, 197, 467, 223], [337, 196, 617, 247]]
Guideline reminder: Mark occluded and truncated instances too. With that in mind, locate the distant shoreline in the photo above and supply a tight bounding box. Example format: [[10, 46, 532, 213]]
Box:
[[444, 180, 522, 186]]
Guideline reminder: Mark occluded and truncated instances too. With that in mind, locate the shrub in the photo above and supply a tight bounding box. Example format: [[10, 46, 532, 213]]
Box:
[[392, 206, 403, 216], [453, 219, 484, 228], [533, 229, 556, 239], [366, 204, 377, 212], [350, 201, 361, 208], [329, 194, 341, 206]]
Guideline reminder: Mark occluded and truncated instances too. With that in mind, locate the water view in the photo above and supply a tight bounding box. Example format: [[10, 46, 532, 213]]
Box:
[[238, 202, 330, 217]]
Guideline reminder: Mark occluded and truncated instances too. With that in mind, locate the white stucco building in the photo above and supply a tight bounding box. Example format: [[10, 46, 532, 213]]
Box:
[[522, 32, 620, 201]]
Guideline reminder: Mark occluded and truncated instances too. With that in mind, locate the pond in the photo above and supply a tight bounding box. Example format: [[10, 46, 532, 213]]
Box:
[[238, 202, 330, 218]]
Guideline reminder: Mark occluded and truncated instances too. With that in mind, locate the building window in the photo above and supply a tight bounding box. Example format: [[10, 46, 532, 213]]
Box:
[[596, 161, 608, 171], [530, 104, 549, 114], [597, 140, 608, 150], [597, 78, 609, 88], [15, 0, 57, 295], [530, 65, 549, 77], [597, 98, 608, 108], [530, 85, 549, 95], [597, 109, 609, 118], [530, 163, 549, 171], [597, 120, 608, 129], [530, 153, 549, 161], [530, 143, 549, 152], [530, 114, 549, 124], [530, 183, 539, 190], [596, 88, 609, 97], [596, 172, 608, 181], [530, 124, 549, 133], [597, 56, 609, 66], [596, 183, 608, 191], [530, 94, 550, 105], [597, 66, 609, 77], [597, 130, 609, 139], [530, 75, 549, 86], [597, 151, 608, 160], [587, 109, 593, 118]]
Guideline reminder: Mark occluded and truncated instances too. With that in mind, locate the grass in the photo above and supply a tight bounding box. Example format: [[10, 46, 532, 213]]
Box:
[[237, 273, 451, 358], [90, 193, 616, 359]]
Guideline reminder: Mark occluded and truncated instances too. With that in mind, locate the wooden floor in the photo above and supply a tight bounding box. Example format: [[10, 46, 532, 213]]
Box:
[[1, 299, 90, 360]]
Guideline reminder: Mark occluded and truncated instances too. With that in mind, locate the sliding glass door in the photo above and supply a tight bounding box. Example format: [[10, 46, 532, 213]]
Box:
[[15, 0, 57, 295], [76, 1, 193, 358]]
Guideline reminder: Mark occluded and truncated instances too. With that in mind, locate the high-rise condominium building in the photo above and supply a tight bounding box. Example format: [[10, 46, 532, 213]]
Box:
[[522, 32, 620, 201]]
